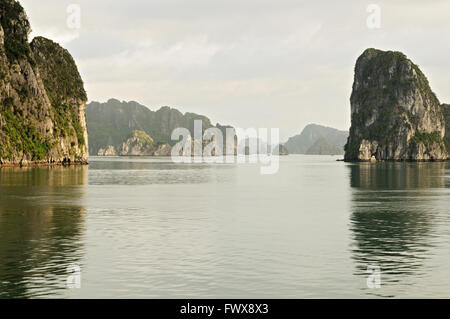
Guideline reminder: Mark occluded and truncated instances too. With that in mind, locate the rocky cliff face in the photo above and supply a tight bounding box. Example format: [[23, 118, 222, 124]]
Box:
[[97, 145, 117, 156], [153, 143, 172, 156], [345, 49, 447, 161], [0, 0, 88, 165], [442, 104, 450, 158]]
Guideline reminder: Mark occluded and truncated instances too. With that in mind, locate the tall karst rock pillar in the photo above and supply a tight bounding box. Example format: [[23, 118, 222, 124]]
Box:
[[344, 48, 447, 161], [0, 0, 88, 165]]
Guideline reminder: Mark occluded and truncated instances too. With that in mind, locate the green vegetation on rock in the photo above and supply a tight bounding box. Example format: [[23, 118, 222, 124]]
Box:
[[53, 104, 85, 146], [0, 105, 51, 160], [411, 131, 445, 154], [0, 0, 31, 63], [31, 37, 87, 106], [344, 136, 362, 159], [126, 130, 153, 149]]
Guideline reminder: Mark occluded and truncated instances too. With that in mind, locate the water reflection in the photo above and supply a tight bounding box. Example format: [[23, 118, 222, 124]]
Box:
[[88, 156, 236, 185], [348, 162, 448, 297], [0, 166, 87, 298]]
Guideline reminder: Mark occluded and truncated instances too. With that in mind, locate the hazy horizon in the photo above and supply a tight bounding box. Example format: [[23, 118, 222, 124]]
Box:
[[19, 0, 450, 140]]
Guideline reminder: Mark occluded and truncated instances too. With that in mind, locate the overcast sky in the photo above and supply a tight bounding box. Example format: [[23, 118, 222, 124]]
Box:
[[20, 0, 450, 141]]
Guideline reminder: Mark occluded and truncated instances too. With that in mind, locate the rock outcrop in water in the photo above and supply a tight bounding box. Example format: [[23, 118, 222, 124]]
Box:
[[97, 145, 117, 156], [345, 48, 447, 161], [284, 124, 348, 155], [275, 144, 289, 155], [97, 130, 173, 156], [119, 130, 174, 156], [120, 130, 154, 156], [0, 0, 88, 166]]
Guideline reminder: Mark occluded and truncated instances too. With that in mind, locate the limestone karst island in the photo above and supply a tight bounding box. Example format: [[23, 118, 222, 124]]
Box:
[[345, 48, 450, 162], [0, 0, 88, 166]]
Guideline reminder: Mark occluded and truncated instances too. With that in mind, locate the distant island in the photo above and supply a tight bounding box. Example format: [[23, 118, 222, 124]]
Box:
[[86, 99, 236, 156], [86, 99, 291, 157], [345, 48, 450, 161], [0, 0, 88, 166], [284, 124, 348, 155]]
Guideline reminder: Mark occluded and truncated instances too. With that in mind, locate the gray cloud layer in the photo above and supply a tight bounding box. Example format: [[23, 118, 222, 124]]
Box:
[[20, 0, 450, 140]]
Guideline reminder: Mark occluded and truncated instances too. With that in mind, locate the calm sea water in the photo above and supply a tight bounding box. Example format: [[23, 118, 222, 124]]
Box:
[[0, 156, 450, 298]]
